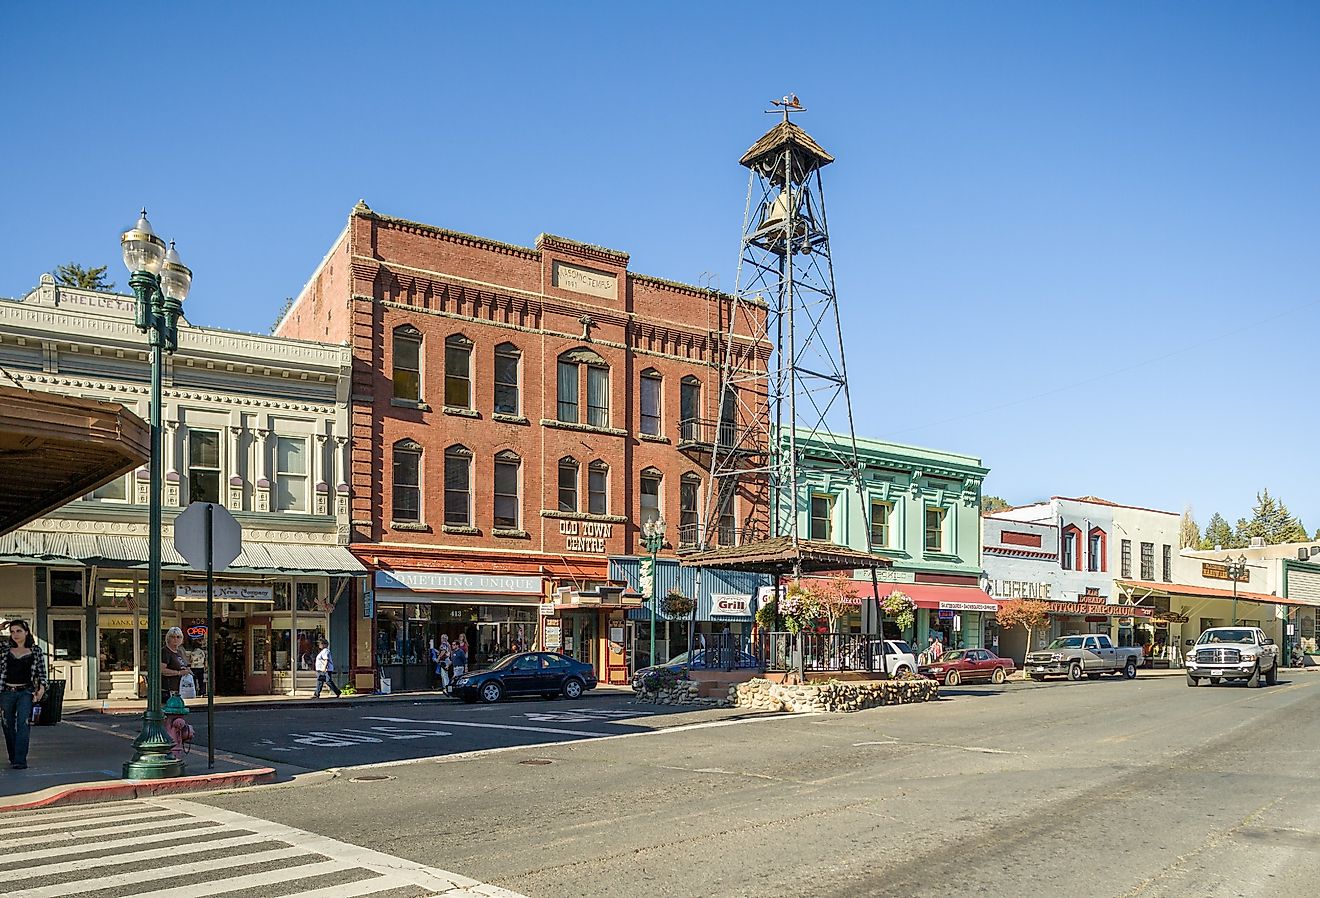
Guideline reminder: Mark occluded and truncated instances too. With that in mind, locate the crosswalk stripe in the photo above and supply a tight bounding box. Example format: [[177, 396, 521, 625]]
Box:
[[2, 807, 177, 836], [280, 876, 426, 898], [1, 801, 156, 826], [6, 845, 311, 898], [0, 832, 281, 879], [5, 816, 217, 849], [0, 823, 227, 866], [118, 858, 347, 898]]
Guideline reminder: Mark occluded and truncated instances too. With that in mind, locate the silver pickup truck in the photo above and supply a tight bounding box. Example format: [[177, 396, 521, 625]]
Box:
[[1025, 634, 1143, 682], [1185, 626, 1279, 687]]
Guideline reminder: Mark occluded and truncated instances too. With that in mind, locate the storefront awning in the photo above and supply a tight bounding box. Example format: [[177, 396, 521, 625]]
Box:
[[1117, 579, 1320, 609], [0, 530, 365, 576], [888, 582, 998, 612]]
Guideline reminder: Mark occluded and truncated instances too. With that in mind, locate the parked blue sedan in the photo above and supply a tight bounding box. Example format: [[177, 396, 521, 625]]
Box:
[[454, 651, 597, 703]]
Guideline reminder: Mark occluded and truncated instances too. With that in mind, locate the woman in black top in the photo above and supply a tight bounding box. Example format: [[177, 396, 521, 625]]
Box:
[[161, 626, 191, 702], [1, 619, 49, 770]]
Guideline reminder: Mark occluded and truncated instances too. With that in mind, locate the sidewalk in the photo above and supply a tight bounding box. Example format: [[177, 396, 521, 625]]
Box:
[[0, 717, 276, 812], [67, 682, 637, 715]]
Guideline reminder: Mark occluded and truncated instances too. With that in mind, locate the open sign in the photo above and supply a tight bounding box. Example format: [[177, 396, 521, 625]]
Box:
[[186, 625, 208, 639]]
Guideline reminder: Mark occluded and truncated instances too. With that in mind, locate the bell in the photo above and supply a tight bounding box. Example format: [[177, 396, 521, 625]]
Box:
[[757, 189, 799, 234]]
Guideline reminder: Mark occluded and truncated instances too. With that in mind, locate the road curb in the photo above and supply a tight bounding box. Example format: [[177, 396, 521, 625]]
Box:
[[0, 767, 277, 812]]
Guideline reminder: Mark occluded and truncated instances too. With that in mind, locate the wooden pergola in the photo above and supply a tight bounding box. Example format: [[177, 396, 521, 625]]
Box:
[[679, 535, 890, 577], [0, 385, 150, 535]]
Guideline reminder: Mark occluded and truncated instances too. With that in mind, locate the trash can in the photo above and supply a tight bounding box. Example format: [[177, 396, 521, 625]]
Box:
[[37, 679, 66, 726]]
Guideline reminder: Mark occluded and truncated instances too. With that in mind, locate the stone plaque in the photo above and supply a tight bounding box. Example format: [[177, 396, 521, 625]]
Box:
[[553, 261, 617, 299]]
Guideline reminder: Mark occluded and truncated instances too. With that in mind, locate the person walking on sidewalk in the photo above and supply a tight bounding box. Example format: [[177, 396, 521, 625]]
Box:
[[1, 619, 48, 770], [314, 637, 341, 698], [161, 627, 192, 703]]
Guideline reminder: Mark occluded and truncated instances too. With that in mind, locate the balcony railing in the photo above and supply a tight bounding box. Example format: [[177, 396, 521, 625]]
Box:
[[677, 417, 740, 449], [754, 631, 905, 675], [675, 523, 764, 551]]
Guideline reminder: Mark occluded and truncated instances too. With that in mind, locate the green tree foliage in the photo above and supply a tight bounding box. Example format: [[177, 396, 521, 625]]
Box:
[[1200, 513, 1240, 550], [982, 495, 1013, 515], [1179, 506, 1201, 549], [53, 262, 115, 292], [1236, 489, 1309, 545]]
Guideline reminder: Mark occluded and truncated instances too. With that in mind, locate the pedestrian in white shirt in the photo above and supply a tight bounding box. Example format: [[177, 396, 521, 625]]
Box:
[[313, 637, 341, 698]]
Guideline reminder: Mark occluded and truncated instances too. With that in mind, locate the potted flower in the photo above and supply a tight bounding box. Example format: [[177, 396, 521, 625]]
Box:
[[659, 588, 696, 618], [881, 590, 916, 633], [779, 582, 823, 635]]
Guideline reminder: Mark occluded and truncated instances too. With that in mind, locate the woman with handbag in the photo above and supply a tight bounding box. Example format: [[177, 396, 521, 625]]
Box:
[[1, 619, 49, 770], [161, 626, 192, 702]]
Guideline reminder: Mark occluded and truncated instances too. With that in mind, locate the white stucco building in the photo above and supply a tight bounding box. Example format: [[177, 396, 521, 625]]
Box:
[[0, 276, 362, 700]]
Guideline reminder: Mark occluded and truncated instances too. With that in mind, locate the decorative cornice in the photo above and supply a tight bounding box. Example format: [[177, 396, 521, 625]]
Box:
[[8, 372, 338, 415]]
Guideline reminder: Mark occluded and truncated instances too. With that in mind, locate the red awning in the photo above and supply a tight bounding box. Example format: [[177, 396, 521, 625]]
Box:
[[892, 583, 998, 612]]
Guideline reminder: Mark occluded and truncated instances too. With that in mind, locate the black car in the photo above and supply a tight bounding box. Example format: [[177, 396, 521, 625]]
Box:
[[454, 651, 597, 704]]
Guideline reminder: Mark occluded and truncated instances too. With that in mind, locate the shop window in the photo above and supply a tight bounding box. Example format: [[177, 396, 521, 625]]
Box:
[[444, 445, 472, 526], [870, 501, 892, 549], [392, 439, 422, 524], [296, 582, 321, 613], [493, 343, 521, 415], [188, 428, 222, 504], [494, 451, 521, 529], [250, 625, 269, 674], [812, 495, 834, 542], [275, 436, 308, 512], [1140, 542, 1155, 580], [640, 470, 662, 525], [558, 457, 579, 513], [588, 461, 608, 515], [444, 334, 473, 409], [392, 324, 422, 402], [640, 370, 662, 436], [375, 605, 405, 666], [1121, 539, 1132, 578], [49, 569, 83, 607], [680, 376, 701, 441], [925, 506, 947, 553], [99, 626, 135, 673], [89, 475, 129, 502], [273, 582, 291, 611]]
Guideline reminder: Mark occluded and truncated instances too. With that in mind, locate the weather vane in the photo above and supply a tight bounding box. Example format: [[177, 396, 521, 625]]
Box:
[[768, 93, 804, 122]]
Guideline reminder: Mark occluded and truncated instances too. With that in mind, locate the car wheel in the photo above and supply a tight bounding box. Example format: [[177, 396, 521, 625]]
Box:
[[990, 667, 1006, 685], [1266, 663, 1278, 686], [1068, 663, 1083, 682], [480, 681, 504, 703], [563, 678, 584, 700], [1124, 659, 1137, 680], [944, 670, 960, 686], [1247, 663, 1262, 688], [1186, 673, 1197, 687], [894, 665, 912, 678]]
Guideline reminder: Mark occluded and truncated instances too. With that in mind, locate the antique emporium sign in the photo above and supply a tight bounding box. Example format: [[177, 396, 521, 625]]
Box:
[[561, 520, 612, 553]]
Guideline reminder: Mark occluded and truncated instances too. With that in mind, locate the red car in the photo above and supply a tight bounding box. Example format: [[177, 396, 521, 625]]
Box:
[[920, 648, 1016, 685]]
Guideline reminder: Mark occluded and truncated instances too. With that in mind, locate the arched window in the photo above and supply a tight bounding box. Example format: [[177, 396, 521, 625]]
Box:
[[640, 369, 662, 436], [1087, 527, 1107, 573], [392, 439, 422, 524], [392, 324, 422, 402], [640, 468, 662, 525], [679, 473, 701, 546], [444, 334, 473, 409], [588, 461, 609, 515], [444, 445, 472, 526], [680, 376, 702, 441], [494, 450, 521, 529], [493, 343, 521, 416], [557, 348, 608, 427], [558, 457, 580, 513]]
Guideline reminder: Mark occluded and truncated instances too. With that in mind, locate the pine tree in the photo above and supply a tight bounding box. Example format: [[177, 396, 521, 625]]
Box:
[[53, 262, 115, 292], [982, 495, 1013, 515], [1237, 489, 1308, 545], [1179, 506, 1201, 549], [1201, 513, 1239, 550]]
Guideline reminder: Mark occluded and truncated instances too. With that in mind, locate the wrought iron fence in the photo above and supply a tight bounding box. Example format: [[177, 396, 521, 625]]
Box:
[[675, 523, 763, 550], [753, 631, 897, 674]]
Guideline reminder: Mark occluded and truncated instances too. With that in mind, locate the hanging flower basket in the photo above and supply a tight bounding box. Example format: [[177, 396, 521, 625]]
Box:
[[881, 590, 916, 632], [659, 589, 695, 618], [780, 582, 824, 635]]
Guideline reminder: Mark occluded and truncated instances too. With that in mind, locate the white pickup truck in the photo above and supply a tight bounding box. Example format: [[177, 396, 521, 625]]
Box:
[[1185, 626, 1279, 687], [1025, 634, 1143, 682]]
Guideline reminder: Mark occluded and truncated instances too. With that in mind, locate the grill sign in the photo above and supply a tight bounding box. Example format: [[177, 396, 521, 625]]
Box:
[[711, 594, 751, 618]]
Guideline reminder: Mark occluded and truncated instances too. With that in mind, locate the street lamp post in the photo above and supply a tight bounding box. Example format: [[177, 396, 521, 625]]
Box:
[[641, 519, 666, 669], [120, 210, 191, 780], [1226, 554, 1248, 626]]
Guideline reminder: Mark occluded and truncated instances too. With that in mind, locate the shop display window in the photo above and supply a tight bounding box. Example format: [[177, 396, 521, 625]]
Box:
[[296, 582, 321, 612], [250, 626, 269, 674], [100, 627, 135, 672], [49, 570, 84, 607]]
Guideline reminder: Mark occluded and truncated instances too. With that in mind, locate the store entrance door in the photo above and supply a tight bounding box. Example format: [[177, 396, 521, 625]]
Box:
[[47, 616, 86, 699]]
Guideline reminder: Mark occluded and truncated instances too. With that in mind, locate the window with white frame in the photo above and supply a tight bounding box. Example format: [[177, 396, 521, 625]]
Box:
[[870, 500, 892, 549], [556, 349, 609, 427], [586, 364, 608, 428], [188, 429, 222, 504], [444, 445, 472, 526], [444, 334, 473, 409], [493, 343, 520, 416], [275, 436, 308, 512], [494, 451, 520, 529], [924, 506, 947, 552], [588, 461, 608, 515], [558, 457, 579, 513], [392, 439, 421, 523], [810, 494, 834, 542]]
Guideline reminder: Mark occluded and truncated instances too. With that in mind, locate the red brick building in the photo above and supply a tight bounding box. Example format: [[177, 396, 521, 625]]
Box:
[[277, 202, 767, 687]]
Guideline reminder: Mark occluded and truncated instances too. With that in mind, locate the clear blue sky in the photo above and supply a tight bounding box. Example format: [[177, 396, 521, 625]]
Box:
[[3, 3, 1319, 532]]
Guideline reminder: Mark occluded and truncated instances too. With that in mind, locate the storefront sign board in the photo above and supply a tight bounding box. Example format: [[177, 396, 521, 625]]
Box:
[[938, 601, 998, 612], [1203, 562, 1250, 583], [1045, 600, 1153, 618], [544, 621, 562, 649], [176, 584, 274, 602], [374, 570, 542, 594], [710, 594, 752, 618]]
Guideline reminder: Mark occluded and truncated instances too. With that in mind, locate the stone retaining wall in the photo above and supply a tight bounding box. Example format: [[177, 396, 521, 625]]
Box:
[[634, 676, 939, 712]]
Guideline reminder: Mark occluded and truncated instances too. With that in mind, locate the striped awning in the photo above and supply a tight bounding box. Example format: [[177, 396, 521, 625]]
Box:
[[0, 530, 365, 576]]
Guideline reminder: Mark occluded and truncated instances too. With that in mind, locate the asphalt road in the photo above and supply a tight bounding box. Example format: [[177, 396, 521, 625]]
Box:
[[186, 671, 1320, 898]]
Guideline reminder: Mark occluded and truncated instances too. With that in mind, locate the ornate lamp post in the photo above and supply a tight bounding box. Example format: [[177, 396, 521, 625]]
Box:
[[641, 518, 666, 668], [1226, 554, 1248, 626], [120, 210, 191, 780]]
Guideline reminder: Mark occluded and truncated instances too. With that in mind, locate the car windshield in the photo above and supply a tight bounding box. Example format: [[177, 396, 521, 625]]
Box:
[[891, 641, 913, 655], [488, 653, 523, 671], [1047, 637, 1085, 649], [1197, 629, 1257, 645], [940, 650, 966, 662]]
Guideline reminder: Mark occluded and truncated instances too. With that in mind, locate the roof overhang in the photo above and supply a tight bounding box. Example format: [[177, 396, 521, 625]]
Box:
[[1117, 579, 1318, 608], [0, 386, 149, 536], [679, 536, 890, 576]]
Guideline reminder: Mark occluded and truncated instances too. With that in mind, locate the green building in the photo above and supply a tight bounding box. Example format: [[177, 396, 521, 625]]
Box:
[[790, 429, 993, 651]]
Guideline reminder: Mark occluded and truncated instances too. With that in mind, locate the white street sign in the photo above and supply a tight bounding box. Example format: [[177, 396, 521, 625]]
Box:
[[174, 501, 242, 571]]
